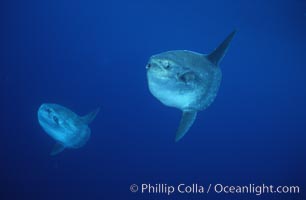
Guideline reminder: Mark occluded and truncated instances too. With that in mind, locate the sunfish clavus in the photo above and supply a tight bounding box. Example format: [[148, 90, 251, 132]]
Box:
[[146, 31, 236, 141], [38, 103, 99, 155]]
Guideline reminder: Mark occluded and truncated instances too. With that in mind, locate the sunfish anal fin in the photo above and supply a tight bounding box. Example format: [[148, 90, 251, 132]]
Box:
[[175, 110, 197, 142], [50, 142, 65, 156]]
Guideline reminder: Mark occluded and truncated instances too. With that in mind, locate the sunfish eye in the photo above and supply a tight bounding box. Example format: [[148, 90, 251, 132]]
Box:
[[146, 63, 151, 69], [46, 108, 51, 113], [162, 60, 170, 69], [53, 116, 59, 125]]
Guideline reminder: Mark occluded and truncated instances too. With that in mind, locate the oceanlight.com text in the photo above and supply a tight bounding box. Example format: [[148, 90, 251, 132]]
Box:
[[130, 183, 300, 196]]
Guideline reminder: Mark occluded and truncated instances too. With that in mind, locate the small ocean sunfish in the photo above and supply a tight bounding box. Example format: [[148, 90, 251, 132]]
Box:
[[38, 103, 99, 155], [146, 31, 236, 142]]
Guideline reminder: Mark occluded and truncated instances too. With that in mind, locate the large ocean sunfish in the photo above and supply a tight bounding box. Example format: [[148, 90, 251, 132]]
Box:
[[38, 103, 99, 155], [146, 31, 236, 142]]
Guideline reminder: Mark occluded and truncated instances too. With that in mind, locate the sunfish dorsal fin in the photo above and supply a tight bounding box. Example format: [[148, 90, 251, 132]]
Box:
[[175, 110, 197, 142], [206, 30, 236, 66], [80, 108, 100, 124], [50, 142, 65, 156]]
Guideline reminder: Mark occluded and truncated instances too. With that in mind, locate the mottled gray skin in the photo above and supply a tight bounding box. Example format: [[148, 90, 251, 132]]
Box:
[[147, 50, 221, 111], [146, 31, 235, 141], [38, 103, 99, 155]]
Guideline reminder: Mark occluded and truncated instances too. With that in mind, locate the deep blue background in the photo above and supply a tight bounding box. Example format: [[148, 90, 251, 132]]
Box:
[[1, 0, 306, 199]]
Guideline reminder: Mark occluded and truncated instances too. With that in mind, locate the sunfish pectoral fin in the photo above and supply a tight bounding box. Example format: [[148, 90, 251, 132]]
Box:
[[50, 142, 65, 156], [80, 107, 100, 124], [175, 110, 197, 142], [177, 71, 196, 83], [206, 30, 236, 66]]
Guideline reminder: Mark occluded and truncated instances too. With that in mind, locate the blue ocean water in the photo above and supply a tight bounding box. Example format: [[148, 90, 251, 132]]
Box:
[[1, 0, 306, 199]]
